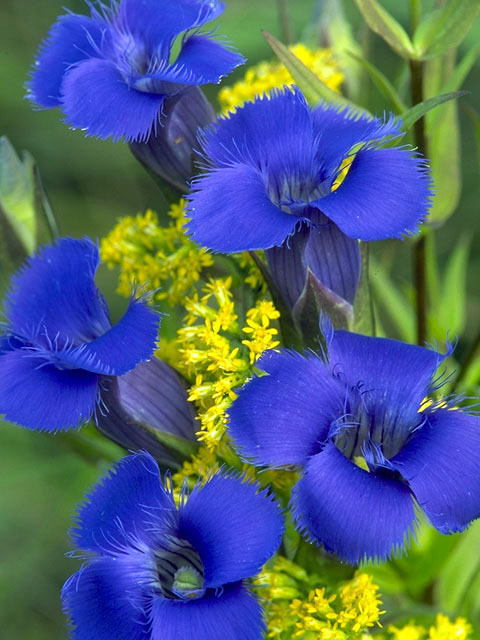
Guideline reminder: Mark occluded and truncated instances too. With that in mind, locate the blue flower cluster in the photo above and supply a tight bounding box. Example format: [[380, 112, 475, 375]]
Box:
[[2, 0, 478, 638]]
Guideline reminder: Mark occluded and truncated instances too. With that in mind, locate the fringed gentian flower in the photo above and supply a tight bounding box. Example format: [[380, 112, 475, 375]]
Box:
[[228, 329, 480, 564], [28, 0, 244, 142], [187, 89, 432, 314], [0, 238, 160, 431], [62, 452, 284, 640]]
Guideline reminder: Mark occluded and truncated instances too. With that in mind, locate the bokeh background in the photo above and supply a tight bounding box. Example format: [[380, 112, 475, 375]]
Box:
[[0, 1, 479, 637]]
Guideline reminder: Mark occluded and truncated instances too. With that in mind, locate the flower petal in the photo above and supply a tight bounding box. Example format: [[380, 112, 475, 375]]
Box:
[[62, 556, 151, 640], [316, 146, 432, 240], [5, 238, 110, 345], [178, 472, 283, 588], [228, 349, 344, 467], [391, 409, 480, 534], [151, 582, 264, 640], [73, 452, 176, 555], [174, 35, 244, 84], [0, 349, 98, 431], [187, 163, 300, 252], [117, 0, 225, 58], [57, 298, 160, 376], [292, 442, 417, 564], [61, 58, 164, 141], [328, 331, 444, 458], [311, 103, 402, 177], [28, 13, 109, 108]]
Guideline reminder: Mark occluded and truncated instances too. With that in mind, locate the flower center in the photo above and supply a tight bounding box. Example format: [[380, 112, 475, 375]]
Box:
[[154, 535, 206, 601]]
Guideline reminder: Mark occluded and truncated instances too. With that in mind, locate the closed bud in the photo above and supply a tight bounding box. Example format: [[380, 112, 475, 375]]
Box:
[[129, 87, 216, 192], [98, 358, 198, 470]]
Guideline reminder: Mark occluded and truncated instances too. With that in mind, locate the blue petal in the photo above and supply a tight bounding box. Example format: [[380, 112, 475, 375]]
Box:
[[292, 442, 417, 564], [174, 35, 244, 84], [28, 13, 109, 108], [57, 298, 160, 376], [391, 408, 480, 534], [62, 556, 151, 640], [328, 331, 444, 458], [5, 238, 110, 345], [61, 58, 165, 141], [117, 0, 225, 59], [187, 163, 300, 252], [73, 452, 176, 555], [0, 349, 98, 431], [228, 349, 344, 467], [151, 582, 264, 640], [178, 472, 283, 588], [311, 103, 402, 177], [316, 147, 432, 240]]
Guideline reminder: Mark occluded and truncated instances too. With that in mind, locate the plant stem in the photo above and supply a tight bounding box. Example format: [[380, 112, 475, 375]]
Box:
[[409, 50, 428, 345], [277, 0, 293, 45], [452, 328, 480, 390]]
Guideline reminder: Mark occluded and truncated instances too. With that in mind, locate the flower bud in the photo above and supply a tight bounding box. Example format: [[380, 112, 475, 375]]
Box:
[[98, 358, 198, 470], [129, 87, 216, 192]]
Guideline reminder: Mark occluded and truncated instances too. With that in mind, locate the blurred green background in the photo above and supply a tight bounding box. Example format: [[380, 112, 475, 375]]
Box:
[[0, 1, 479, 638]]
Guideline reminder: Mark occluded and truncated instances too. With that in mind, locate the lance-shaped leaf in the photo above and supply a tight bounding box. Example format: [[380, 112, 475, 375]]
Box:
[[262, 30, 369, 115], [353, 242, 375, 336], [400, 90, 468, 133], [97, 358, 198, 470], [0, 137, 36, 256], [413, 0, 480, 60], [353, 0, 416, 59], [292, 269, 353, 347]]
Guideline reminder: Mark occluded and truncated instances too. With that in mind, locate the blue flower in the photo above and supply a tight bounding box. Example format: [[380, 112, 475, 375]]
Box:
[[28, 0, 244, 142], [62, 452, 284, 640], [228, 329, 480, 564], [187, 89, 432, 309], [0, 238, 160, 431]]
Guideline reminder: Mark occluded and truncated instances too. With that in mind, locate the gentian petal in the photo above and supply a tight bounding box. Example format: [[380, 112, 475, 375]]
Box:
[[117, 0, 225, 58], [328, 331, 444, 457], [73, 452, 176, 555], [28, 13, 109, 108], [5, 237, 110, 345], [391, 409, 480, 534], [61, 58, 164, 141], [151, 582, 264, 640], [57, 298, 159, 376], [0, 349, 98, 431], [174, 35, 245, 84], [228, 349, 344, 466], [187, 163, 300, 252], [311, 103, 402, 177], [62, 556, 151, 640], [292, 442, 417, 564], [316, 147, 432, 240], [178, 472, 284, 588]]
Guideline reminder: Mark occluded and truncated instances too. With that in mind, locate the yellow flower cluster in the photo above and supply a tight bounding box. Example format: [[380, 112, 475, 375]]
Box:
[[387, 614, 472, 640], [218, 43, 343, 114], [171, 277, 280, 449], [259, 569, 384, 640], [100, 200, 213, 306]]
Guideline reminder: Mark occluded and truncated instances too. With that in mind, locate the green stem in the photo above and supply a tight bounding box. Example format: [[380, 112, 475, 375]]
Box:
[[56, 428, 121, 466], [452, 327, 480, 390], [409, 0, 422, 35], [409, 54, 429, 346], [277, 0, 294, 45]]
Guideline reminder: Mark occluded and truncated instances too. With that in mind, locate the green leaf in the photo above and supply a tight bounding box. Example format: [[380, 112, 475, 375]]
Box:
[[435, 519, 480, 612], [413, 0, 480, 60], [353, 0, 416, 59], [400, 90, 468, 132], [262, 31, 369, 115], [345, 50, 407, 114], [429, 237, 470, 339], [353, 242, 376, 336], [0, 136, 36, 255], [370, 257, 415, 343]]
